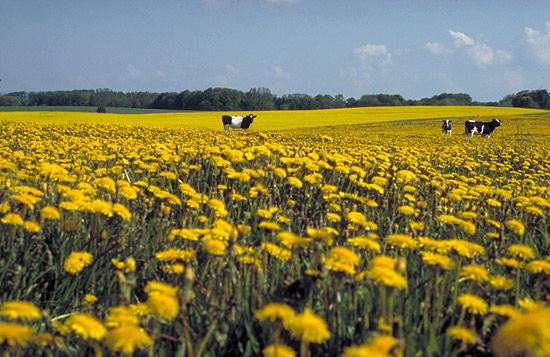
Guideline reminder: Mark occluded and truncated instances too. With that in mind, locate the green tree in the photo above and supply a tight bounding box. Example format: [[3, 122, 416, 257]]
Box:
[[0, 96, 20, 106]]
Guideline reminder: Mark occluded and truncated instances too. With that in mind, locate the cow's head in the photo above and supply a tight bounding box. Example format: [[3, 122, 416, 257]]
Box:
[[492, 118, 502, 127], [241, 114, 256, 129]]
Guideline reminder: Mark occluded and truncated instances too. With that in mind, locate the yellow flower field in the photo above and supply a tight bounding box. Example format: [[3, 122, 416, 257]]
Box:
[[0, 107, 549, 356], [0, 105, 547, 130]]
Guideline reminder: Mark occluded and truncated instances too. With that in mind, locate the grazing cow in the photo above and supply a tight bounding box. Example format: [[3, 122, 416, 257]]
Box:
[[442, 120, 452, 135], [222, 114, 256, 131], [463, 118, 502, 138]]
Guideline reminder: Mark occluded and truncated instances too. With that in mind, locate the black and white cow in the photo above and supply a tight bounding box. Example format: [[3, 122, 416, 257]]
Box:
[[463, 118, 502, 138], [442, 120, 452, 135], [222, 114, 256, 131]]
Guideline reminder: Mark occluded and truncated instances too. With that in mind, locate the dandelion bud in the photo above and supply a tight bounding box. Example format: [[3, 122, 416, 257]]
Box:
[[397, 257, 407, 274], [124, 257, 136, 273]]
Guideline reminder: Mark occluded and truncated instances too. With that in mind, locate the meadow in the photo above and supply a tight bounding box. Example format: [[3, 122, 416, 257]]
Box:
[[0, 107, 549, 356]]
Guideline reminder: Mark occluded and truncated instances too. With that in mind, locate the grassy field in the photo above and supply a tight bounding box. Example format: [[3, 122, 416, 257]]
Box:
[[0, 107, 550, 356]]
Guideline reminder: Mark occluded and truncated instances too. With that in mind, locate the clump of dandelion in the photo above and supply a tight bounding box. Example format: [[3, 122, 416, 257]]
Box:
[[263, 344, 296, 357], [343, 335, 403, 357], [289, 308, 330, 357], [145, 281, 179, 321], [64, 313, 107, 340], [457, 294, 488, 315], [105, 325, 153, 355], [0, 301, 41, 321], [105, 306, 139, 328], [505, 219, 525, 236], [64, 251, 93, 274], [0, 322, 35, 347], [447, 326, 476, 345], [492, 308, 550, 357], [256, 303, 296, 347], [460, 264, 489, 282], [507, 244, 535, 260]]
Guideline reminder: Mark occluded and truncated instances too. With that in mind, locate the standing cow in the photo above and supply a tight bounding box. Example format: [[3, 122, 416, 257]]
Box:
[[463, 118, 502, 138], [442, 120, 452, 135], [222, 114, 256, 131]]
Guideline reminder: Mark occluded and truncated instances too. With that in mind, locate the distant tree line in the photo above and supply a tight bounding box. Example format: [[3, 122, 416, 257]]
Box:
[[1, 88, 549, 110]]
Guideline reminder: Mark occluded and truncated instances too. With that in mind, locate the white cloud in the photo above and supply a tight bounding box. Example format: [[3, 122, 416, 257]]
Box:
[[272, 65, 290, 79], [425, 42, 452, 55], [125, 64, 142, 79], [449, 30, 475, 47], [353, 44, 388, 59], [225, 64, 238, 74], [522, 22, 550, 65], [467, 44, 494, 66], [353, 44, 393, 67]]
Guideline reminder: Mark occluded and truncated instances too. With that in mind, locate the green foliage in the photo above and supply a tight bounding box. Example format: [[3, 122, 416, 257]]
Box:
[[0, 96, 21, 106]]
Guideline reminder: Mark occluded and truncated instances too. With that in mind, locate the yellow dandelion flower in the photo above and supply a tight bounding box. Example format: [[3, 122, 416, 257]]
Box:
[[289, 309, 330, 343], [147, 293, 179, 320], [145, 281, 178, 297], [40, 206, 60, 220], [496, 257, 522, 269], [526, 260, 550, 274], [449, 239, 485, 258], [287, 177, 303, 189], [263, 344, 296, 357], [326, 259, 356, 275], [492, 308, 550, 357], [489, 304, 520, 318], [273, 167, 287, 179], [348, 236, 381, 253], [255, 303, 296, 329], [518, 298, 547, 313], [367, 266, 408, 289], [457, 294, 488, 315], [277, 231, 311, 249], [23, 221, 40, 233], [119, 185, 139, 199], [397, 205, 416, 216], [64, 313, 107, 340], [0, 322, 34, 347], [460, 264, 490, 282], [155, 249, 195, 262], [105, 325, 153, 355], [106, 306, 139, 328], [486, 198, 502, 207], [385, 234, 418, 249], [343, 335, 402, 357], [326, 212, 341, 223], [489, 275, 514, 290], [506, 219, 525, 236], [0, 301, 41, 321], [422, 252, 455, 271], [459, 220, 476, 235], [396, 169, 418, 183], [447, 326, 476, 344], [256, 209, 273, 219], [1, 213, 24, 226], [263, 243, 292, 261], [130, 303, 150, 317], [113, 203, 132, 221], [328, 246, 360, 267], [204, 239, 226, 255], [82, 294, 97, 309], [64, 251, 93, 274], [507, 244, 536, 260]]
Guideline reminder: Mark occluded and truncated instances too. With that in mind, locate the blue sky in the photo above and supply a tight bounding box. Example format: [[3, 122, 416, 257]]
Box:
[[1, 0, 550, 102]]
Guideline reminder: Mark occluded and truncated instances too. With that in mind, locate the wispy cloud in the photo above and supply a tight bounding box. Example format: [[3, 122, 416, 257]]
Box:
[[353, 44, 393, 67], [425, 42, 452, 55], [449, 30, 475, 47], [445, 30, 510, 68], [522, 22, 550, 65], [125, 64, 142, 79], [265, 65, 291, 79]]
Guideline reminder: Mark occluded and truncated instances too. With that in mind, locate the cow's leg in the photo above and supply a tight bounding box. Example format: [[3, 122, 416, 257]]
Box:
[[224, 124, 230, 131]]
